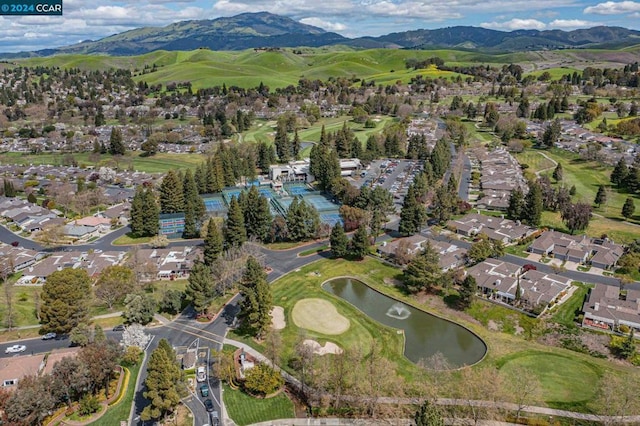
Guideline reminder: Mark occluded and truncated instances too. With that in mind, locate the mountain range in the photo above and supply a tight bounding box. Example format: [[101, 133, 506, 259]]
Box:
[[4, 12, 640, 58]]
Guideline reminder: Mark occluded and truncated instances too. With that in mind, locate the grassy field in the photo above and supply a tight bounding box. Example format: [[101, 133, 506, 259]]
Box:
[[223, 384, 295, 426], [514, 148, 640, 243], [550, 284, 591, 328], [0, 151, 205, 173], [92, 363, 141, 426], [229, 257, 640, 413]]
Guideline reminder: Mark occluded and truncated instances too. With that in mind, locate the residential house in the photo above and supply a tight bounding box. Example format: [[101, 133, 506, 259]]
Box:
[[18, 250, 126, 284], [582, 285, 640, 331], [377, 235, 467, 271], [74, 216, 112, 233], [0, 354, 46, 389], [447, 213, 536, 244], [529, 231, 624, 269], [137, 246, 201, 280], [467, 258, 571, 312]]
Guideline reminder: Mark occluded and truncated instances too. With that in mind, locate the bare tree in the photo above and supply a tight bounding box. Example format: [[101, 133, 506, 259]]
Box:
[[597, 373, 640, 425], [263, 329, 282, 369], [503, 366, 542, 422], [1, 256, 15, 330]]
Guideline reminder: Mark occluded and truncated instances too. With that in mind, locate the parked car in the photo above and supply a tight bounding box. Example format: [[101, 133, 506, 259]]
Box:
[[5, 345, 26, 354], [196, 366, 207, 382], [41, 332, 57, 340], [523, 264, 537, 272], [10, 241, 19, 247], [200, 384, 209, 397], [204, 399, 215, 412], [210, 410, 220, 426], [112, 324, 125, 331]]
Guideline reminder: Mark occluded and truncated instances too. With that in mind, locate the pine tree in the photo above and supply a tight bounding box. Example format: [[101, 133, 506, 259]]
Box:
[[286, 198, 320, 242], [108, 127, 126, 155], [141, 339, 182, 421], [622, 197, 636, 219], [506, 187, 525, 221], [292, 129, 301, 159], [274, 120, 290, 162], [399, 185, 427, 235], [159, 170, 184, 214], [142, 187, 159, 237], [40, 268, 92, 334], [242, 186, 272, 242], [239, 257, 273, 338], [594, 185, 607, 207], [458, 275, 477, 309], [403, 241, 442, 293], [185, 262, 212, 314], [182, 169, 205, 238], [524, 182, 543, 226], [203, 219, 223, 266], [3, 179, 16, 197], [223, 197, 247, 249], [329, 223, 349, 258], [130, 186, 146, 237], [611, 157, 629, 187], [552, 163, 563, 182], [349, 224, 370, 259]]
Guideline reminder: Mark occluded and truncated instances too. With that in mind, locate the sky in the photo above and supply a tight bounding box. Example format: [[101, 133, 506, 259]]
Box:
[[0, 0, 639, 52]]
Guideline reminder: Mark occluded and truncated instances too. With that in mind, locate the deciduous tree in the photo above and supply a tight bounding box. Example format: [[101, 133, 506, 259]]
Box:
[[40, 268, 92, 334], [95, 265, 135, 309]]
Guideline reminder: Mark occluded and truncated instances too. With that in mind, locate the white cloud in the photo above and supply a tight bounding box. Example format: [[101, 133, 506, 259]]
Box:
[[299, 17, 346, 31], [480, 18, 546, 30], [548, 19, 596, 29], [584, 1, 640, 14]]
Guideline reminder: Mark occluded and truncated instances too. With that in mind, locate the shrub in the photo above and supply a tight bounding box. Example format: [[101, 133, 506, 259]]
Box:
[[78, 394, 100, 416], [122, 346, 142, 366]]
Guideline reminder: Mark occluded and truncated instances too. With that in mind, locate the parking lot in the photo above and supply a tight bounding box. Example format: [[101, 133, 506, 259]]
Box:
[[357, 159, 423, 211]]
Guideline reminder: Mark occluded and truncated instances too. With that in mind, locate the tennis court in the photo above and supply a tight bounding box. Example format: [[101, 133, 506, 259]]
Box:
[[284, 183, 314, 196], [301, 194, 339, 212], [321, 211, 343, 226], [222, 188, 243, 203], [202, 195, 227, 214]]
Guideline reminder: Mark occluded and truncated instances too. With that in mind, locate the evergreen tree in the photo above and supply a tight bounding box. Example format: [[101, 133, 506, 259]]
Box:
[[414, 400, 445, 426], [594, 185, 607, 207], [506, 187, 525, 220], [622, 197, 636, 219], [141, 339, 183, 422], [142, 187, 159, 237], [458, 275, 477, 309], [239, 257, 273, 338], [541, 119, 561, 148], [185, 262, 212, 314], [223, 197, 247, 249], [274, 120, 291, 162], [329, 223, 349, 258], [129, 186, 146, 237], [108, 127, 126, 155], [242, 186, 272, 242], [292, 129, 301, 159], [552, 163, 563, 182], [611, 157, 629, 187], [286, 198, 320, 242], [431, 184, 454, 225], [40, 268, 92, 334], [182, 169, 205, 238], [524, 182, 543, 226], [3, 179, 16, 197], [403, 241, 442, 293], [159, 170, 184, 214], [349, 224, 370, 259], [257, 141, 277, 172], [398, 185, 427, 235], [203, 219, 223, 266]]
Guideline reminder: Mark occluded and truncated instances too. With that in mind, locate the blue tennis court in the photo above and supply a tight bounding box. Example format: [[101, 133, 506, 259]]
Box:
[[321, 212, 342, 226], [202, 195, 227, 213], [258, 187, 278, 199], [222, 188, 242, 203], [284, 183, 313, 196], [301, 194, 339, 212]]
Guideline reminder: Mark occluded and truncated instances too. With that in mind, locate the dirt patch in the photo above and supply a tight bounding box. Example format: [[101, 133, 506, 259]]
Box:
[[488, 320, 502, 332], [383, 277, 403, 287], [292, 298, 350, 335], [270, 306, 285, 330], [303, 339, 343, 355]]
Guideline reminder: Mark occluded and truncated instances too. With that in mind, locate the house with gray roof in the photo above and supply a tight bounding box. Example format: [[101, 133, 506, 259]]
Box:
[[582, 285, 640, 331]]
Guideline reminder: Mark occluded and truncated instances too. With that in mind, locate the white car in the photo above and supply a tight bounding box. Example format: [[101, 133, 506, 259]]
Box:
[[196, 366, 207, 382], [5, 345, 26, 354]]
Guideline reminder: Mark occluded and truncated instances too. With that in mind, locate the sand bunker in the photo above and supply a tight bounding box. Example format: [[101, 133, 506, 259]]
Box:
[[270, 306, 286, 330], [303, 339, 343, 355], [291, 298, 350, 335]]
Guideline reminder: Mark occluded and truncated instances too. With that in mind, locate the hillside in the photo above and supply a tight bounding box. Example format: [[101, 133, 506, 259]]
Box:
[[15, 46, 639, 90], [2, 13, 640, 58]]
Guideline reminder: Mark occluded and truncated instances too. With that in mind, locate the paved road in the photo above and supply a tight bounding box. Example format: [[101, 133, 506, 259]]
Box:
[[0, 329, 124, 359], [458, 151, 471, 201]]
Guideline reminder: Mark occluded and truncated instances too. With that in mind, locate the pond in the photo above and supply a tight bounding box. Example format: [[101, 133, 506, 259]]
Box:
[[322, 277, 487, 368]]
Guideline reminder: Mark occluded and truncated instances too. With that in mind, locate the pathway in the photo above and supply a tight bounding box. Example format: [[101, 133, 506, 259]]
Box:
[[534, 151, 558, 177]]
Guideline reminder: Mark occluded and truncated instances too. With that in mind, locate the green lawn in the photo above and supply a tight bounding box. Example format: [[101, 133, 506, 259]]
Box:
[[0, 151, 204, 173], [112, 233, 153, 246], [497, 351, 601, 409], [550, 284, 591, 328], [223, 384, 295, 426], [91, 362, 141, 426]]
